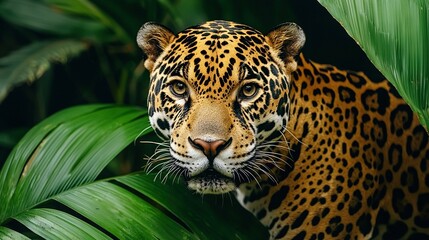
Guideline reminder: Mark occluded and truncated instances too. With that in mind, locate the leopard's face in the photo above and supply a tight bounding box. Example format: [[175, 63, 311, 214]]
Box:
[[137, 20, 305, 194]]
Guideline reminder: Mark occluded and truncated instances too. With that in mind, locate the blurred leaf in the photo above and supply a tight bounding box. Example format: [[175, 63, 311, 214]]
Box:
[[0, 128, 28, 148], [0, 104, 268, 239], [0, 0, 110, 41], [318, 0, 429, 130], [44, 0, 131, 43], [0, 40, 88, 102]]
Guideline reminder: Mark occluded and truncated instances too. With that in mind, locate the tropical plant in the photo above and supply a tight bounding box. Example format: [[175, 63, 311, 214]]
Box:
[[319, 0, 429, 131], [0, 104, 268, 239]]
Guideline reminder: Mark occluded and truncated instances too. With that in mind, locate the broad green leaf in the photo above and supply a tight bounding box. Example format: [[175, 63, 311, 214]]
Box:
[[0, 104, 150, 223], [55, 181, 195, 239], [318, 0, 429, 130], [0, 227, 30, 240], [0, 40, 88, 102], [14, 208, 110, 240], [0, 0, 110, 40], [117, 173, 269, 239]]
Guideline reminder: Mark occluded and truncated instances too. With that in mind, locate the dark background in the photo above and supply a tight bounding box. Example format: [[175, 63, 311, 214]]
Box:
[[0, 0, 382, 173]]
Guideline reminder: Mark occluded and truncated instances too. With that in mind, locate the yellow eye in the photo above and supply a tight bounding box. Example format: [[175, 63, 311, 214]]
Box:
[[170, 81, 188, 97], [240, 83, 259, 99]]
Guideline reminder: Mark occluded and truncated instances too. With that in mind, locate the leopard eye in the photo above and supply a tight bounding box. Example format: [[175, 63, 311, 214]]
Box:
[[170, 81, 188, 97], [239, 83, 260, 100]]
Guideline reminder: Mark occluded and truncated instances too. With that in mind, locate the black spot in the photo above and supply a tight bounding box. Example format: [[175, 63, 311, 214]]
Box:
[[350, 140, 360, 158], [276, 97, 287, 116], [330, 72, 346, 82], [270, 64, 279, 76], [327, 216, 344, 237], [406, 125, 429, 158], [388, 144, 403, 172], [371, 118, 387, 148], [321, 207, 330, 218], [269, 217, 279, 229], [390, 104, 413, 136], [371, 186, 386, 210], [243, 186, 270, 204], [256, 209, 267, 220], [257, 121, 275, 133], [311, 215, 320, 226], [361, 88, 390, 114], [156, 118, 170, 131], [338, 86, 356, 103], [347, 162, 362, 187], [414, 193, 429, 228], [421, 150, 429, 172], [291, 210, 309, 229], [392, 188, 413, 220], [275, 225, 289, 239], [345, 107, 358, 139], [291, 231, 306, 240], [269, 79, 281, 99], [322, 87, 335, 108], [375, 208, 390, 225], [233, 101, 246, 127], [349, 190, 363, 215], [400, 167, 420, 193], [347, 71, 366, 88], [383, 221, 408, 239], [357, 213, 372, 235], [281, 212, 289, 220], [268, 186, 289, 211], [362, 174, 374, 190]]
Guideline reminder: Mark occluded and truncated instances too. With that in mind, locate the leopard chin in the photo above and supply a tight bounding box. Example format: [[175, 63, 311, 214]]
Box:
[[186, 169, 237, 194]]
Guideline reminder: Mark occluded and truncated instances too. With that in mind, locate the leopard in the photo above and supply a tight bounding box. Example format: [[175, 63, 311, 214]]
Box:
[[136, 20, 429, 239]]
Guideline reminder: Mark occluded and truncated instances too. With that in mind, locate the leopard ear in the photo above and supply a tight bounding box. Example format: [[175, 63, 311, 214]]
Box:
[[266, 23, 305, 72], [137, 22, 175, 72]]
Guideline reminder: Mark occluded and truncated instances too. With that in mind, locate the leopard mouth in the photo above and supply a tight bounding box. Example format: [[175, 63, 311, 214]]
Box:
[[185, 168, 239, 194]]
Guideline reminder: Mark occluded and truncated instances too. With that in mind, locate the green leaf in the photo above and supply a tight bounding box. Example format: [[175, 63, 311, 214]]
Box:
[[0, 227, 30, 240], [0, 40, 88, 102], [55, 181, 195, 239], [0, 104, 149, 223], [116, 173, 268, 239], [14, 208, 110, 240], [44, 0, 131, 43], [0, 0, 110, 40], [318, 0, 429, 130]]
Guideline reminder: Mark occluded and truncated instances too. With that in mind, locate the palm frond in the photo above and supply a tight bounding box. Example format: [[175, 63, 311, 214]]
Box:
[[318, 0, 429, 130], [0, 40, 88, 102]]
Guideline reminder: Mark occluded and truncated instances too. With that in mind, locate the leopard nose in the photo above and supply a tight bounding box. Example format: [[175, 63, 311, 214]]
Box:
[[188, 137, 232, 162]]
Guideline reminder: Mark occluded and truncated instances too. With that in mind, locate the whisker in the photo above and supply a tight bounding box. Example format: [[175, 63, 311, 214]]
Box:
[[134, 125, 154, 145], [248, 161, 278, 184]]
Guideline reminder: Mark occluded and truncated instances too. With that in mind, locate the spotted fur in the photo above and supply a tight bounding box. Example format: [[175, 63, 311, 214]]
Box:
[[137, 20, 429, 239]]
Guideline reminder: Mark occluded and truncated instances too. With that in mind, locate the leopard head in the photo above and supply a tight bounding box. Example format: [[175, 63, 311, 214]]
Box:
[[137, 20, 305, 194]]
